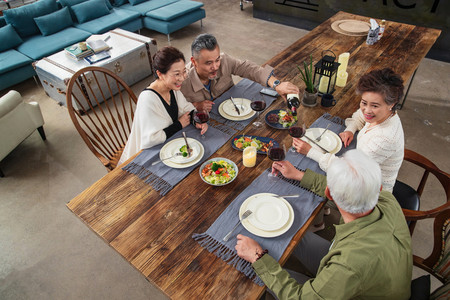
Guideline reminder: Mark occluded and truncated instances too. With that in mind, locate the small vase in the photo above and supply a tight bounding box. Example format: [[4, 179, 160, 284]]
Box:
[[302, 89, 318, 107]]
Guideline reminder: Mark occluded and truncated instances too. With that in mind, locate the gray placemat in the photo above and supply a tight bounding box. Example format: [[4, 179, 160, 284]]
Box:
[[193, 113, 356, 286], [123, 125, 232, 196], [210, 78, 278, 131]]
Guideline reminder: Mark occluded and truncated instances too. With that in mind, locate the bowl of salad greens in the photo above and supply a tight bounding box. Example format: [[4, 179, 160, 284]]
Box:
[[199, 157, 238, 186]]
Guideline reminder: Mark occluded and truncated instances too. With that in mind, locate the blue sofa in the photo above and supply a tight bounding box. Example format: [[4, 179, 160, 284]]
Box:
[[0, 0, 205, 91]]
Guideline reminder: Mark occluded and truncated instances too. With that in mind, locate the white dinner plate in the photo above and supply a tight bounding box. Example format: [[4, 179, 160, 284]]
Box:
[[218, 99, 255, 121], [160, 138, 201, 164], [246, 194, 290, 231], [239, 193, 294, 238], [222, 98, 253, 117], [301, 128, 342, 154], [159, 138, 205, 168]]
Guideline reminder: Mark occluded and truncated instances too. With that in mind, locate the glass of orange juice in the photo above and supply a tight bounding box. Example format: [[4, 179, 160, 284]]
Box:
[[243, 146, 257, 167]]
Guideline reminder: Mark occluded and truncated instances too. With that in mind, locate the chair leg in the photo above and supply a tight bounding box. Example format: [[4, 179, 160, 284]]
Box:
[[37, 126, 46, 141], [201, 19, 203, 27], [167, 34, 171, 44], [0, 168, 4, 177]]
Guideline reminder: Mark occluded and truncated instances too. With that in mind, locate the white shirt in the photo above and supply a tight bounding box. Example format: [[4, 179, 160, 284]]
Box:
[[307, 109, 404, 192], [118, 89, 194, 165]]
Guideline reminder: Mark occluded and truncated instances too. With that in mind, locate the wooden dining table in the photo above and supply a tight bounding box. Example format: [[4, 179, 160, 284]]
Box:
[[67, 11, 440, 300]]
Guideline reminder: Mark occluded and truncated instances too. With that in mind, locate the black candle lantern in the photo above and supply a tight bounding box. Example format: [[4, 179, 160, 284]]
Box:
[[313, 50, 340, 95]]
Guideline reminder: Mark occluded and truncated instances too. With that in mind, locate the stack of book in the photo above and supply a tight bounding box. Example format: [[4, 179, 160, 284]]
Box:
[[64, 44, 94, 60], [87, 39, 111, 54]]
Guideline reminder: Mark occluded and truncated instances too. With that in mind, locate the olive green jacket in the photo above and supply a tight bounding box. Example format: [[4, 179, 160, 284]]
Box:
[[253, 169, 412, 299]]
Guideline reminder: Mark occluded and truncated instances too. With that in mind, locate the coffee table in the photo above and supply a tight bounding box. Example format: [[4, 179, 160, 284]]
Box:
[[35, 28, 157, 108]]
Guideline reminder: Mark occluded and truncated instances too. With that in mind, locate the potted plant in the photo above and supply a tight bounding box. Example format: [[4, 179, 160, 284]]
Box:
[[297, 55, 318, 107]]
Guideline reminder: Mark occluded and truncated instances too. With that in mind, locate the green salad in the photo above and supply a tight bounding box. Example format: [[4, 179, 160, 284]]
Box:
[[278, 110, 297, 128], [201, 160, 236, 185]]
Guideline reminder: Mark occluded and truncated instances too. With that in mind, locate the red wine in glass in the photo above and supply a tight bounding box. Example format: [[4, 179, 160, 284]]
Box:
[[250, 100, 266, 112], [194, 111, 209, 123], [288, 123, 306, 153], [289, 126, 305, 138], [193, 109, 209, 139], [250, 100, 266, 128], [268, 147, 286, 161]]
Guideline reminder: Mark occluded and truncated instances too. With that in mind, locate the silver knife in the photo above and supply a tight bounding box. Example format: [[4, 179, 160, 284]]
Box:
[[230, 97, 240, 115], [303, 135, 330, 153], [182, 132, 192, 157]]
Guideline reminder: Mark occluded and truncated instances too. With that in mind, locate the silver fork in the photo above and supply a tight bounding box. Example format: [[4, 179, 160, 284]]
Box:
[[152, 152, 185, 165], [316, 124, 331, 142], [223, 210, 253, 242]]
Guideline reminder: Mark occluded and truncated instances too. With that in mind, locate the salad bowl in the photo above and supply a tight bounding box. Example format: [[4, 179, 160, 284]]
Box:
[[199, 157, 238, 186]]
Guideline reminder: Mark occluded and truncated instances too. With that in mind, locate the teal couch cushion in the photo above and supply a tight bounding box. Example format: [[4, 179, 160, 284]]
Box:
[[0, 16, 6, 27], [72, 0, 111, 23], [3, 0, 58, 37], [119, 0, 178, 16], [17, 27, 91, 60], [74, 7, 140, 33], [0, 49, 33, 75], [0, 25, 23, 52], [128, 0, 146, 5], [34, 7, 73, 36], [113, 0, 128, 6], [143, 7, 204, 35], [145, 1, 203, 21], [59, 0, 112, 21]]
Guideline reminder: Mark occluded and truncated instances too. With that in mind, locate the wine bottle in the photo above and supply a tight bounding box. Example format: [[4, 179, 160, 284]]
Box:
[[287, 94, 300, 116]]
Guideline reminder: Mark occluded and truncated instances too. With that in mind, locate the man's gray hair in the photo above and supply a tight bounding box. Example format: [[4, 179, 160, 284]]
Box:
[[191, 33, 218, 58], [327, 149, 381, 214]]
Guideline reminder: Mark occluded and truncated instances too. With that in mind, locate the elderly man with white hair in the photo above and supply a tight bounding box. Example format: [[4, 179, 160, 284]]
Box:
[[235, 149, 412, 299]]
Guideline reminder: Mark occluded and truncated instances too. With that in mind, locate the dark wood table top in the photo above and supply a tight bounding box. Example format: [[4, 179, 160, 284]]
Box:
[[67, 11, 440, 300]]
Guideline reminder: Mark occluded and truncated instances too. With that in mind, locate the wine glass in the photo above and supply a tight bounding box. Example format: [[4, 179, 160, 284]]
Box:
[[193, 109, 209, 139], [267, 142, 286, 179], [288, 123, 306, 153], [250, 98, 266, 128]]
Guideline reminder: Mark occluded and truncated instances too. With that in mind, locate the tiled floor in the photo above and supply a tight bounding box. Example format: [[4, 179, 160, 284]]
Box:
[[1, 1, 449, 299]]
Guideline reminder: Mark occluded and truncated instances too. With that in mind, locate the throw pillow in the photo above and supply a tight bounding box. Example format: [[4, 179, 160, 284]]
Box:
[[34, 7, 73, 36], [0, 24, 23, 52], [71, 0, 110, 23], [3, 0, 58, 37], [128, 0, 146, 6], [113, 0, 128, 6], [59, 0, 112, 10]]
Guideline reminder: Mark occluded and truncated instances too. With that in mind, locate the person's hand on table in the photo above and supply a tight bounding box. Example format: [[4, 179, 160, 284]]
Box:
[[275, 82, 299, 100], [272, 160, 305, 181], [193, 100, 214, 112], [292, 138, 312, 155], [196, 122, 208, 135], [235, 234, 264, 264], [179, 112, 191, 128], [339, 131, 354, 147]]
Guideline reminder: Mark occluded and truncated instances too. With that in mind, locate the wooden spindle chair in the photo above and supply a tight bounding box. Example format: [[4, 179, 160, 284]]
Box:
[[394, 149, 450, 235], [66, 66, 138, 171], [405, 208, 450, 299]]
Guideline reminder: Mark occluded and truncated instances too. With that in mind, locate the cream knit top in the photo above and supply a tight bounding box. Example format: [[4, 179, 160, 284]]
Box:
[[307, 109, 404, 192]]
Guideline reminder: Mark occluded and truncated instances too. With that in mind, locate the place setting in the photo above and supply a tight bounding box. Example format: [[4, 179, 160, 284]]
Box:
[[209, 78, 278, 131], [123, 124, 233, 196]]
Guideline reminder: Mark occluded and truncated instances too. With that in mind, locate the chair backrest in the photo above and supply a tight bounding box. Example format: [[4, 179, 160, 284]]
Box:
[[403, 149, 450, 202], [66, 66, 138, 171], [405, 209, 450, 284], [398, 149, 450, 234]]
